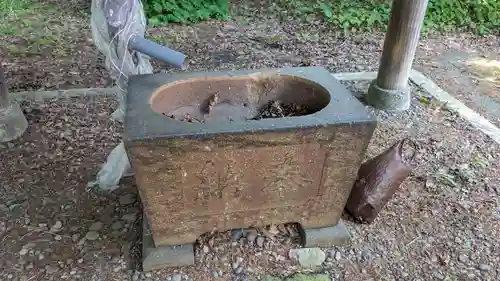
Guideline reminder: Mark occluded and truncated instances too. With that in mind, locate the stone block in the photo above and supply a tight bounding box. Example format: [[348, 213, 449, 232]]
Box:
[[125, 67, 376, 248]]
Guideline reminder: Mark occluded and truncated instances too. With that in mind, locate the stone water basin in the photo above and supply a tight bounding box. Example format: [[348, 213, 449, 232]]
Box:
[[124, 67, 376, 254]]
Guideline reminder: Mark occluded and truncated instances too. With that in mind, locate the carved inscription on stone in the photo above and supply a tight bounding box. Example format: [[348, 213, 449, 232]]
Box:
[[153, 143, 327, 215]]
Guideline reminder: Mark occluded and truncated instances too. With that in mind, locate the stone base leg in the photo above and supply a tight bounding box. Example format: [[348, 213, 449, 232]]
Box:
[[366, 80, 411, 111], [302, 220, 351, 248], [0, 101, 28, 143], [142, 217, 195, 271]]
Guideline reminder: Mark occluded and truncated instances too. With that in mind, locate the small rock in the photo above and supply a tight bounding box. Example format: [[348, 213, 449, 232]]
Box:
[[50, 221, 63, 232], [113, 266, 122, 272], [256, 237, 265, 247], [231, 229, 244, 241], [89, 222, 103, 231], [46, 265, 58, 274], [172, 274, 182, 281], [22, 243, 36, 249], [211, 271, 219, 278], [122, 213, 137, 222], [77, 238, 86, 246], [145, 273, 152, 278], [289, 248, 326, 269], [234, 267, 244, 274], [85, 231, 99, 241], [119, 194, 136, 205], [19, 248, 29, 256], [39, 253, 45, 260], [111, 221, 125, 231], [458, 254, 468, 263], [232, 262, 239, 270], [434, 273, 445, 280], [245, 229, 257, 244], [132, 271, 140, 281], [478, 264, 490, 272], [438, 253, 450, 265], [54, 235, 62, 241], [72, 234, 80, 242], [335, 251, 341, 261], [203, 245, 210, 253]]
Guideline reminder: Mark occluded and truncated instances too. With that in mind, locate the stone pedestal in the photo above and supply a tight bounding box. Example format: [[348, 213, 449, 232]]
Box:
[[0, 101, 28, 143]]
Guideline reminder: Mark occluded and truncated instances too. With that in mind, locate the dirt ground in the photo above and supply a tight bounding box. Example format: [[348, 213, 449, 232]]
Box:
[[414, 36, 500, 127], [1, 1, 499, 281], [1, 82, 499, 281]]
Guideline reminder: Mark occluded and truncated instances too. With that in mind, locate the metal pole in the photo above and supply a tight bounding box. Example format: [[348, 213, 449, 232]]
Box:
[[129, 36, 186, 69], [367, 0, 429, 111]]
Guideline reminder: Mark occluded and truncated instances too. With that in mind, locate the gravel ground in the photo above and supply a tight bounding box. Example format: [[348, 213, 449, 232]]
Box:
[[1, 81, 499, 281]]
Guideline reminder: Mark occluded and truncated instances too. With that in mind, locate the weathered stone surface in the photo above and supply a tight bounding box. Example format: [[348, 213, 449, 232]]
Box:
[[289, 248, 326, 269], [125, 67, 376, 247], [367, 80, 411, 111], [0, 66, 28, 143], [0, 102, 28, 143], [85, 231, 99, 241], [142, 217, 194, 271], [89, 222, 103, 231], [303, 220, 351, 247]]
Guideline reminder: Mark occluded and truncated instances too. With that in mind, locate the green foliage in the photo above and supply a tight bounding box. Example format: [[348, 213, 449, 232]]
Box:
[[0, 0, 32, 18], [278, 0, 500, 35], [144, 0, 229, 26], [424, 0, 500, 34]]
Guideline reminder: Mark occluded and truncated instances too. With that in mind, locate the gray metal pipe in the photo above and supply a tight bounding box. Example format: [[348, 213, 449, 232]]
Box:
[[130, 36, 186, 69]]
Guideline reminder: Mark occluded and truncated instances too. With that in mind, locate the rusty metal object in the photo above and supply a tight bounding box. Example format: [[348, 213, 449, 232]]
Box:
[[124, 67, 377, 247], [346, 138, 416, 223]]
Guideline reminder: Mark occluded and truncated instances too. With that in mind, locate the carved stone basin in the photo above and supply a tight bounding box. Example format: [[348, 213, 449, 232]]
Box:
[[124, 67, 377, 270]]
